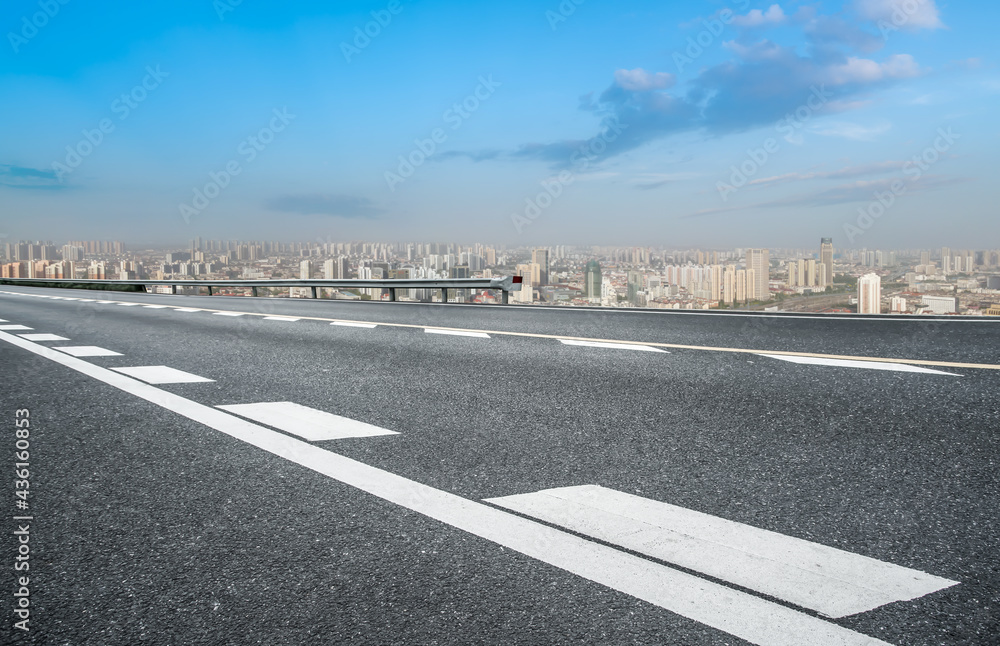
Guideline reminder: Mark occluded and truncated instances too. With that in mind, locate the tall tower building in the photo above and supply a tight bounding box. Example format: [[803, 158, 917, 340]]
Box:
[[858, 273, 882, 314], [583, 260, 602, 301], [746, 249, 770, 301], [820, 238, 834, 287], [531, 248, 550, 285]]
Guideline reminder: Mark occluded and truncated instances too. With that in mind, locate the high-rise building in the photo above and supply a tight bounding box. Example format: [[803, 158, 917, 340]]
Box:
[[746, 249, 770, 300], [820, 238, 834, 287], [627, 270, 643, 305], [299, 260, 312, 279], [806, 259, 817, 287], [583, 260, 601, 301], [531, 248, 549, 286], [858, 273, 882, 314]]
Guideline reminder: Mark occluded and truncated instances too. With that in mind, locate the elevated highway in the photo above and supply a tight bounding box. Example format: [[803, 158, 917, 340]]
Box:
[[2, 285, 998, 645]]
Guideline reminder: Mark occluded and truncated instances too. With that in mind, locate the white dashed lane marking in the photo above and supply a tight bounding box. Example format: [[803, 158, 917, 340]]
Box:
[[18, 334, 70, 341], [173, 308, 201, 312], [110, 366, 215, 384], [486, 485, 958, 619], [0, 325, 33, 331], [55, 346, 123, 357], [217, 402, 399, 441], [143, 305, 169, 309], [758, 354, 961, 376], [425, 328, 490, 339], [212, 312, 245, 317], [560, 339, 669, 353], [117, 303, 141, 307], [263, 316, 301, 322], [331, 321, 377, 328]]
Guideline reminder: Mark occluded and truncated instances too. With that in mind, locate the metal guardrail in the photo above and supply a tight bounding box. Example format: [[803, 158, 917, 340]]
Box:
[[0, 276, 524, 304]]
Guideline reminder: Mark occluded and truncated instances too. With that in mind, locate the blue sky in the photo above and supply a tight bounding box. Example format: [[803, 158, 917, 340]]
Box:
[[1, 0, 997, 248]]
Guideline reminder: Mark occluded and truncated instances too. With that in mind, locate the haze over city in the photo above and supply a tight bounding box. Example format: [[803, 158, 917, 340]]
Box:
[[2, 0, 997, 247]]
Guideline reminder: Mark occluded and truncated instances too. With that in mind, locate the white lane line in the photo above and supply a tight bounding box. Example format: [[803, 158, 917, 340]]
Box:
[[96, 300, 117, 304], [0, 328, 899, 646], [486, 485, 957, 619], [173, 308, 201, 313], [331, 321, 377, 329], [18, 334, 70, 342], [263, 316, 301, 322], [212, 312, 245, 317], [425, 328, 491, 339], [143, 305, 169, 309], [217, 402, 399, 441], [61, 297, 80, 301], [117, 302, 141, 307], [111, 366, 215, 384], [560, 339, 669, 353], [55, 346, 123, 357], [0, 319, 7, 322], [77, 298, 96, 302], [758, 354, 961, 376], [0, 325, 33, 331]]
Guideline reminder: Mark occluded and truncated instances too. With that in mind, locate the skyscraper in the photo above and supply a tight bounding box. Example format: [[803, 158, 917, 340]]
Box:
[[820, 238, 834, 287], [858, 273, 882, 314], [583, 260, 601, 301], [531, 248, 549, 286], [746, 249, 770, 301]]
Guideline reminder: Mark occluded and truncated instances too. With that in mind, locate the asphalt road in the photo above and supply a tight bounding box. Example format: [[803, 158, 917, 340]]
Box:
[[1, 286, 998, 645]]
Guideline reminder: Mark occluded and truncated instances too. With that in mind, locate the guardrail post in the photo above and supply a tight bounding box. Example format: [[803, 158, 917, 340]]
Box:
[[502, 289, 509, 305], [207, 286, 213, 296], [310, 286, 318, 299], [388, 288, 396, 302], [440, 288, 448, 303], [170, 284, 177, 295]]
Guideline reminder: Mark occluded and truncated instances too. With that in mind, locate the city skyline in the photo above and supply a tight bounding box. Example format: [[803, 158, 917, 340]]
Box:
[[2, 1, 998, 247]]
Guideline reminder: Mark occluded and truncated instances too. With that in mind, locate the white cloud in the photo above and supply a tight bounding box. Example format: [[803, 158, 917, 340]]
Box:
[[733, 4, 787, 28], [613, 68, 675, 91], [809, 121, 893, 141], [826, 54, 920, 85], [852, 0, 944, 31]]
